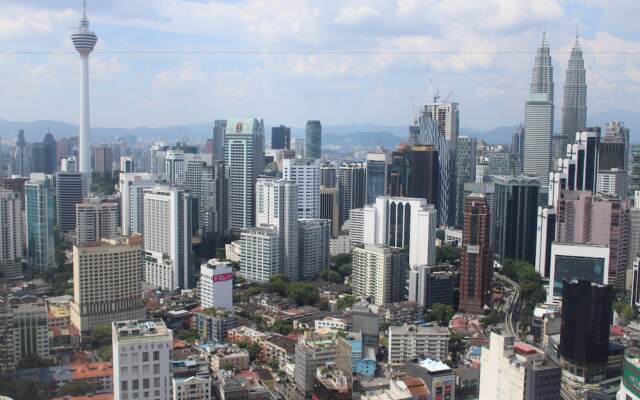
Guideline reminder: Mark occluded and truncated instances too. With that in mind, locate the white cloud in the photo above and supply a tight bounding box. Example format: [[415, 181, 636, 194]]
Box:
[[152, 62, 208, 91], [334, 5, 380, 25]]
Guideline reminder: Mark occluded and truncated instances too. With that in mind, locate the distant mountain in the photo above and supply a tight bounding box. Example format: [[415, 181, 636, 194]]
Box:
[[588, 110, 640, 142], [323, 131, 404, 148]]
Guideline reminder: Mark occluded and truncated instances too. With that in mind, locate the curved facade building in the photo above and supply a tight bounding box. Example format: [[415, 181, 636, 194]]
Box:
[[305, 120, 322, 160]]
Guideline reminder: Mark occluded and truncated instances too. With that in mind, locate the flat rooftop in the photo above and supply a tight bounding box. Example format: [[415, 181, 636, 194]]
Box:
[[113, 319, 170, 340]]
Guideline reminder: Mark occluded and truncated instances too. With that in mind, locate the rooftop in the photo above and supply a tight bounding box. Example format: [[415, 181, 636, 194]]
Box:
[[113, 319, 170, 340], [415, 358, 451, 373]]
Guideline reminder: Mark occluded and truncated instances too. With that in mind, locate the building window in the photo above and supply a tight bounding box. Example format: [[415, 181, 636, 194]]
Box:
[[153, 350, 160, 361]]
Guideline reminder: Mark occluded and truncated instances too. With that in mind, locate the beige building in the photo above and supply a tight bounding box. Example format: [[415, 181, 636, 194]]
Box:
[[352, 244, 409, 306], [75, 199, 118, 245], [388, 325, 449, 372], [71, 236, 145, 333], [210, 345, 250, 371]]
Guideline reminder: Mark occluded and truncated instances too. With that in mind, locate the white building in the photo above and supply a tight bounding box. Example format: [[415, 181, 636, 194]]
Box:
[[225, 240, 241, 263], [298, 219, 330, 280], [348, 208, 365, 245], [535, 206, 556, 279], [597, 169, 628, 199], [165, 149, 185, 184], [314, 317, 348, 331], [173, 375, 211, 400], [198, 259, 233, 311], [143, 185, 192, 290], [120, 156, 134, 173], [388, 325, 450, 372], [75, 199, 118, 245], [240, 227, 279, 283], [282, 158, 320, 219], [119, 172, 160, 236], [0, 189, 24, 280], [330, 235, 351, 256], [352, 244, 409, 306], [112, 319, 173, 400]]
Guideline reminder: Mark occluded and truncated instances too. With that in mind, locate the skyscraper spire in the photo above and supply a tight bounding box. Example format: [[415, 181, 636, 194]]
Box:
[[561, 31, 587, 138], [531, 31, 554, 103]]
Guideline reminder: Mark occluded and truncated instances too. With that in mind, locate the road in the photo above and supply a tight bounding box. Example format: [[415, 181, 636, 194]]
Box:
[[494, 272, 520, 337]]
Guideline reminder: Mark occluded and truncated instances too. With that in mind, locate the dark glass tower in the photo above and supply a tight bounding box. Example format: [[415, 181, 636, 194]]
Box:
[[271, 125, 291, 150], [387, 144, 439, 207], [304, 120, 321, 160]]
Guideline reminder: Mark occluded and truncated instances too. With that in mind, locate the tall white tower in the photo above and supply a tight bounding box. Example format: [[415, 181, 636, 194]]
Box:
[[71, 1, 97, 174]]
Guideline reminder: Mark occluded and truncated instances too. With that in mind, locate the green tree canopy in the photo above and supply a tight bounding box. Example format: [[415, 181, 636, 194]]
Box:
[[428, 303, 455, 326]]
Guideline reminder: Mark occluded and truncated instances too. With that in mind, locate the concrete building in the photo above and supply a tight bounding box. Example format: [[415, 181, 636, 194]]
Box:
[[388, 325, 450, 372], [112, 319, 173, 400], [597, 169, 628, 198], [352, 244, 409, 306], [71, 236, 145, 333], [120, 156, 134, 173], [195, 308, 236, 343], [535, 206, 557, 278], [198, 259, 233, 311], [118, 172, 160, 236], [351, 301, 380, 353], [304, 120, 322, 160], [366, 151, 391, 204], [338, 162, 367, 227], [75, 199, 118, 245], [294, 333, 337, 392], [0, 298, 15, 373], [479, 332, 561, 400], [212, 120, 226, 162], [94, 144, 113, 176], [239, 226, 279, 283], [523, 93, 553, 187], [56, 171, 85, 232], [320, 186, 340, 237], [143, 185, 192, 290], [282, 158, 320, 219], [455, 136, 477, 228], [348, 208, 365, 245], [172, 375, 211, 400], [210, 345, 250, 371], [11, 298, 50, 365], [25, 174, 55, 271], [298, 219, 330, 280], [404, 358, 456, 400], [0, 189, 24, 280], [320, 162, 337, 188]]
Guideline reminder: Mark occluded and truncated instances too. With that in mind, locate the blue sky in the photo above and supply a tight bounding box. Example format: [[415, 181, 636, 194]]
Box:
[[0, 0, 638, 130]]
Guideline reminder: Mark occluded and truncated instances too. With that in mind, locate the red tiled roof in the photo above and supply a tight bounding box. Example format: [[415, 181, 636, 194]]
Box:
[[72, 362, 113, 380]]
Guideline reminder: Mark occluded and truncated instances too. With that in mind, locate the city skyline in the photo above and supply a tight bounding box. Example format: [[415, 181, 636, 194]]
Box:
[[0, 1, 637, 130]]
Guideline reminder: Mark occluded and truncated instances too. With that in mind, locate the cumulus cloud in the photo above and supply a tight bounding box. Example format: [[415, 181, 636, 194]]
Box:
[[334, 5, 380, 25]]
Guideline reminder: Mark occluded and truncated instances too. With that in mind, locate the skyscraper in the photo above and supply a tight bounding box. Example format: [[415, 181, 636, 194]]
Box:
[[320, 162, 337, 188], [143, 185, 192, 290], [212, 120, 227, 162], [225, 119, 265, 231], [305, 120, 321, 160], [531, 32, 554, 102], [298, 219, 330, 280], [455, 136, 477, 227], [271, 125, 291, 150], [75, 199, 118, 245], [239, 226, 279, 283], [71, 1, 98, 175], [0, 189, 24, 280], [352, 244, 409, 306], [282, 158, 320, 219], [118, 172, 160, 236], [560, 34, 587, 139], [387, 144, 439, 206], [459, 194, 492, 313], [94, 144, 113, 176], [56, 170, 85, 232], [25, 174, 55, 271], [338, 162, 367, 227], [320, 186, 340, 237], [11, 130, 31, 177], [366, 151, 391, 204]]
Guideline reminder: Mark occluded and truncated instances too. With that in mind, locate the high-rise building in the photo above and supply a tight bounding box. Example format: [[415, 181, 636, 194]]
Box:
[[596, 169, 628, 198], [239, 226, 279, 283], [387, 144, 439, 208], [212, 120, 227, 162], [10, 298, 50, 364], [320, 186, 340, 237], [349, 208, 365, 245], [560, 34, 587, 140], [94, 144, 113, 176], [56, 171, 85, 232], [75, 199, 118, 245], [562, 129, 601, 192], [225, 119, 265, 231], [70, 2, 98, 174], [535, 206, 556, 278], [523, 94, 553, 186], [629, 193, 640, 293], [201, 161, 227, 237], [282, 158, 320, 219], [271, 125, 291, 150], [494, 175, 540, 266], [320, 162, 337, 188], [604, 121, 630, 170], [352, 244, 409, 306], [455, 136, 477, 227], [119, 172, 160, 236], [256, 177, 298, 279], [559, 280, 614, 383], [530, 32, 554, 102], [60, 156, 77, 173], [551, 134, 570, 165], [120, 156, 134, 173], [512, 125, 524, 170], [459, 194, 492, 313], [25, 174, 55, 271], [165, 149, 185, 184], [366, 151, 391, 204], [479, 332, 561, 400], [298, 219, 330, 280], [294, 333, 337, 392], [0, 298, 14, 373], [143, 185, 192, 290], [464, 182, 496, 245], [2, 176, 28, 211], [112, 319, 173, 400], [0, 189, 24, 280], [486, 151, 515, 177], [198, 258, 233, 311], [338, 162, 366, 227], [183, 153, 211, 232], [304, 120, 321, 160], [387, 325, 450, 373], [11, 130, 31, 177], [415, 103, 458, 226], [71, 236, 145, 333], [32, 132, 57, 174]]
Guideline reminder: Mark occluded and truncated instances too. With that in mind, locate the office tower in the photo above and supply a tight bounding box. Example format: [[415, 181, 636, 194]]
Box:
[[352, 244, 409, 306], [561, 34, 587, 139], [632, 145, 640, 193], [120, 156, 134, 173], [11, 130, 31, 177], [320, 162, 337, 188], [2, 176, 28, 211], [629, 195, 640, 293], [94, 144, 113, 176], [455, 136, 477, 227], [282, 158, 320, 219], [293, 138, 305, 157], [25, 174, 55, 271], [182, 153, 211, 232], [198, 258, 233, 311], [112, 319, 173, 400], [531, 32, 554, 101], [119, 173, 160, 236], [523, 94, 553, 186], [547, 243, 609, 303], [494, 175, 540, 266], [271, 125, 291, 150], [240, 226, 279, 283], [298, 219, 330, 280], [256, 177, 298, 279], [459, 194, 492, 313], [202, 161, 227, 237], [464, 182, 496, 245], [415, 103, 458, 226], [31, 143, 47, 173], [305, 120, 321, 160], [512, 125, 524, 165], [225, 118, 265, 231], [479, 332, 561, 400], [486, 151, 515, 177], [11, 298, 50, 364], [563, 129, 601, 192], [597, 169, 628, 198], [56, 170, 85, 232], [164, 149, 184, 184], [557, 191, 629, 290], [338, 162, 366, 226], [599, 138, 626, 172], [475, 161, 488, 183], [387, 325, 450, 372], [366, 151, 391, 204], [71, 236, 145, 333], [212, 120, 227, 162], [60, 156, 77, 173], [419, 265, 454, 308], [551, 134, 570, 164], [75, 199, 118, 245], [143, 185, 192, 290], [56, 137, 74, 165], [559, 280, 614, 383], [149, 143, 167, 175], [294, 333, 337, 392], [320, 186, 340, 237], [0, 189, 24, 280], [71, 2, 97, 174], [535, 207, 556, 278], [349, 208, 365, 245], [605, 121, 630, 170], [387, 144, 439, 207], [32, 132, 57, 174]]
